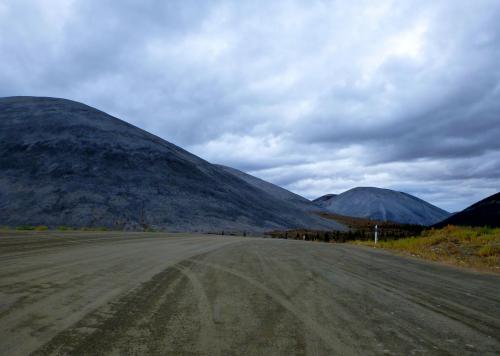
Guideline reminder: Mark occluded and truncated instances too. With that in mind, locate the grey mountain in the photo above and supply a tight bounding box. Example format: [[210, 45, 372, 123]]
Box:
[[0, 96, 344, 232], [216, 165, 314, 211], [312, 194, 337, 204], [434, 192, 500, 228], [314, 187, 450, 225]]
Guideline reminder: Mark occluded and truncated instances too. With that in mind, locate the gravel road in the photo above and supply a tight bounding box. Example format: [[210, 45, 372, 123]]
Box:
[[1, 231, 499, 355]]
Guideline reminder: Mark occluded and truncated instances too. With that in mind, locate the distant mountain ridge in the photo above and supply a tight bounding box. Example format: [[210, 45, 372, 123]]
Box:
[[0, 96, 343, 232], [434, 192, 500, 228], [312, 194, 337, 204], [313, 187, 450, 226]]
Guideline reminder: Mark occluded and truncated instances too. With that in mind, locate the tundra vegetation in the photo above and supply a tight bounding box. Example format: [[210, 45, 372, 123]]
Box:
[[353, 225, 500, 273], [266, 218, 499, 273]]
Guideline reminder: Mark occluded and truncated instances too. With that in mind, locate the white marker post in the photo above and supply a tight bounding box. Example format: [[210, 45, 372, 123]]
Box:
[[374, 225, 378, 245]]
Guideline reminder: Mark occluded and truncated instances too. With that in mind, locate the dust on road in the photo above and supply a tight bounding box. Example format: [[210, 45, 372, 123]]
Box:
[[1, 231, 499, 355]]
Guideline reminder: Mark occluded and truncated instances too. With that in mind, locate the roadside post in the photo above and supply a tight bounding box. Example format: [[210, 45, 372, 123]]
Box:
[[374, 225, 378, 244]]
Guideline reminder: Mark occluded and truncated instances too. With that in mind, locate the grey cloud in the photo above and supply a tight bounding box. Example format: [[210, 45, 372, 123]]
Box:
[[0, 0, 499, 212]]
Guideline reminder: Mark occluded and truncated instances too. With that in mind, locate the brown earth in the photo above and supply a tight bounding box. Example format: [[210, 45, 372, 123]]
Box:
[[1, 231, 499, 355]]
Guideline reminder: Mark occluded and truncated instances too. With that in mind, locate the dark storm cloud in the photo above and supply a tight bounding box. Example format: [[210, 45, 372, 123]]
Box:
[[0, 0, 499, 211]]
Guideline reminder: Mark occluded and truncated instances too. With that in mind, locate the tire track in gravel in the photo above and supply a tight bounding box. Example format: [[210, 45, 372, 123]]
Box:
[[186, 258, 354, 354], [310, 246, 500, 337], [31, 260, 191, 355], [1, 233, 240, 355], [172, 262, 222, 356], [248, 247, 346, 355], [3, 234, 499, 355]]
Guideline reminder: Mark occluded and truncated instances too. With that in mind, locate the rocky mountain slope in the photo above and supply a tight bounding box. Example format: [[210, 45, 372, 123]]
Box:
[[0, 96, 343, 232], [434, 192, 500, 228], [312, 194, 337, 204], [313, 187, 450, 226], [216, 165, 314, 211]]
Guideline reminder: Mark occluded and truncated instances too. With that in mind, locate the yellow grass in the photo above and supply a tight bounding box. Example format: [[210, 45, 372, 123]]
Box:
[[352, 225, 500, 273]]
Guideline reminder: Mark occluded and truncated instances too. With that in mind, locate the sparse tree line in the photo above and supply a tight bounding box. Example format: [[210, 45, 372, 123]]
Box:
[[265, 225, 424, 243]]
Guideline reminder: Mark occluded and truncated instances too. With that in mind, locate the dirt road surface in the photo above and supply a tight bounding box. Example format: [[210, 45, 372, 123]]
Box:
[[1, 231, 499, 355]]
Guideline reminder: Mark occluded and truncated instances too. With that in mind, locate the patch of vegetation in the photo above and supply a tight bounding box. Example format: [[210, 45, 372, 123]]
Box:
[[77, 226, 109, 231], [15, 225, 36, 230], [353, 225, 500, 273], [478, 244, 500, 257], [56, 226, 75, 231], [13, 225, 49, 231]]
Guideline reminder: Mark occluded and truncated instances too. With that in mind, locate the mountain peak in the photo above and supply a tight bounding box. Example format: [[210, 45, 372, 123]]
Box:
[[0, 96, 343, 232], [313, 187, 449, 225]]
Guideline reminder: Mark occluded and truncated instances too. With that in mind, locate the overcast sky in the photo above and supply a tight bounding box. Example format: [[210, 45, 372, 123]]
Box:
[[1, 0, 499, 212]]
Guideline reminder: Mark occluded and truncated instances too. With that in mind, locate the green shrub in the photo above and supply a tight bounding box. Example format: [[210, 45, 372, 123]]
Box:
[[34, 225, 49, 231], [16, 225, 35, 230], [478, 226, 493, 236], [56, 226, 73, 231], [478, 245, 500, 257]]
